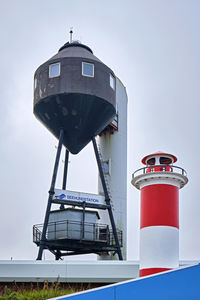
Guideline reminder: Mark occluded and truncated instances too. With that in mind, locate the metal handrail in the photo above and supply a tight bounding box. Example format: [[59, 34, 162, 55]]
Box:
[[132, 164, 187, 178], [33, 220, 123, 247], [34, 219, 111, 229]]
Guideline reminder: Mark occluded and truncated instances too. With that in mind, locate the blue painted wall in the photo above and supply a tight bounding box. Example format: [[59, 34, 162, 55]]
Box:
[[54, 264, 200, 300]]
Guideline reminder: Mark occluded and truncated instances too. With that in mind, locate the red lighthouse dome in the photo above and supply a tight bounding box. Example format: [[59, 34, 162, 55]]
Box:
[[141, 151, 177, 165]]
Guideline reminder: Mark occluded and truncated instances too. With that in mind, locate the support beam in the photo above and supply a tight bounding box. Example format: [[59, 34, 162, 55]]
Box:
[[51, 199, 109, 210], [37, 129, 64, 260], [92, 137, 123, 261], [60, 250, 99, 257], [39, 239, 118, 252], [60, 149, 69, 209], [55, 250, 62, 260], [81, 201, 86, 240]]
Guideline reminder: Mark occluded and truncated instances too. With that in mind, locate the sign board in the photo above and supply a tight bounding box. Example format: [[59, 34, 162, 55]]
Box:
[[53, 189, 105, 206]]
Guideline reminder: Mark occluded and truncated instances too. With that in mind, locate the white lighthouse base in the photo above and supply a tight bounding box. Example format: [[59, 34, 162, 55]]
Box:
[[140, 226, 179, 270]]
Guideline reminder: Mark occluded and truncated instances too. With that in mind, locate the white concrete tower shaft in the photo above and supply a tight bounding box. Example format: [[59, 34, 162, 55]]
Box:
[[98, 78, 128, 260]]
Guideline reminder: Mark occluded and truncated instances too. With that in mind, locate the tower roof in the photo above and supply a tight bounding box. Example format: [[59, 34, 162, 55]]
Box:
[[59, 41, 93, 53], [141, 151, 177, 165]]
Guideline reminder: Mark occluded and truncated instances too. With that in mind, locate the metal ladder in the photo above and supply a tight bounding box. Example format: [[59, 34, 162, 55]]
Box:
[[96, 142, 114, 210]]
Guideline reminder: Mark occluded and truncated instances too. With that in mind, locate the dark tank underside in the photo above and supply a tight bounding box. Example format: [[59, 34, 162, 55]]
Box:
[[34, 93, 116, 154]]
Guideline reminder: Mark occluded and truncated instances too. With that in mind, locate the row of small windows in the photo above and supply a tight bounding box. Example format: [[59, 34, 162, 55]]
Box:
[[147, 157, 173, 165], [48, 62, 95, 78], [34, 62, 115, 90]]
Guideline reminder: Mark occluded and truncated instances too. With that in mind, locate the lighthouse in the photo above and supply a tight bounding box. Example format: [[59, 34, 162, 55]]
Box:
[[132, 151, 188, 277]]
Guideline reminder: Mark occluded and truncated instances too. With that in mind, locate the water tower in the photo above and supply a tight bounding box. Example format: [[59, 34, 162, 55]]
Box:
[[33, 32, 127, 261]]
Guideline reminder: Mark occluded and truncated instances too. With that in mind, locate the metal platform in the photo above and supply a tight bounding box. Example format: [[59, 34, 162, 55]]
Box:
[[33, 220, 122, 256]]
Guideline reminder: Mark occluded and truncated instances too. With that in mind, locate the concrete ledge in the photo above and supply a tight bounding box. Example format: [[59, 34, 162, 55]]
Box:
[[0, 260, 197, 283], [0, 260, 139, 283]]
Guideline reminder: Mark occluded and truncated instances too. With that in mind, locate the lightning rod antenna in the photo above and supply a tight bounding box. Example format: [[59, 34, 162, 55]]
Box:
[[69, 28, 73, 43]]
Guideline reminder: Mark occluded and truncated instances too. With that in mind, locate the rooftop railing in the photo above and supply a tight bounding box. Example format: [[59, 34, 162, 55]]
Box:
[[132, 165, 187, 179]]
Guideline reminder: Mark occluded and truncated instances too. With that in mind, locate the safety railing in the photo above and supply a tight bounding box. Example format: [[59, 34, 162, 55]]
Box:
[[33, 220, 123, 247], [132, 165, 187, 179]]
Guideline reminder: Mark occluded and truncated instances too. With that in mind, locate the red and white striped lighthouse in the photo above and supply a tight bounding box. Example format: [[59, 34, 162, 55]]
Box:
[[132, 151, 188, 277]]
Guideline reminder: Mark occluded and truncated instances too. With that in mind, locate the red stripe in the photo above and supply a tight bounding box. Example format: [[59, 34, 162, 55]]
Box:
[[141, 184, 179, 229], [139, 268, 172, 277]]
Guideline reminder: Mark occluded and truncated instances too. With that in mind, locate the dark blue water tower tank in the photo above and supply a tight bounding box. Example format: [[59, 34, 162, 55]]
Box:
[[33, 41, 116, 154]]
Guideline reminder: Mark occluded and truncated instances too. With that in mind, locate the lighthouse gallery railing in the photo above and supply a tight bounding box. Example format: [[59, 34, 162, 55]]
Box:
[[132, 165, 187, 178]]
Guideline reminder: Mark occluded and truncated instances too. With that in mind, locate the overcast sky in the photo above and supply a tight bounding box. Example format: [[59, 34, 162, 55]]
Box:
[[0, 0, 199, 261]]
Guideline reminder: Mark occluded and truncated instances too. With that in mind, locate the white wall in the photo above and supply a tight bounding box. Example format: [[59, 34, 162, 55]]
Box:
[[98, 78, 128, 260]]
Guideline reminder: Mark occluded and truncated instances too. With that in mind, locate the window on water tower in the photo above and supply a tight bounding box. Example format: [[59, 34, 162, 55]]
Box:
[[110, 74, 115, 90], [34, 78, 37, 89], [49, 62, 61, 78], [82, 62, 94, 77]]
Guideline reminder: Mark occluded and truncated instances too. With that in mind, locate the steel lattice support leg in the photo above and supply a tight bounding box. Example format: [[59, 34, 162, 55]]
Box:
[[92, 137, 123, 261], [60, 148, 69, 210], [55, 250, 62, 260], [36, 129, 64, 260]]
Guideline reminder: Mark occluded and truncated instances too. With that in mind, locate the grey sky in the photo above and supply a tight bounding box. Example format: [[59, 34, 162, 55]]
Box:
[[0, 0, 199, 261]]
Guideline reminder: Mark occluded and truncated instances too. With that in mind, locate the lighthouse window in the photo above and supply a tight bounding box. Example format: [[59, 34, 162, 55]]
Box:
[[49, 63, 60, 78], [110, 74, 115, 90], [82, 62, 94, 77], [146, 158, 155, 165], [160, 157, 172, 164]]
